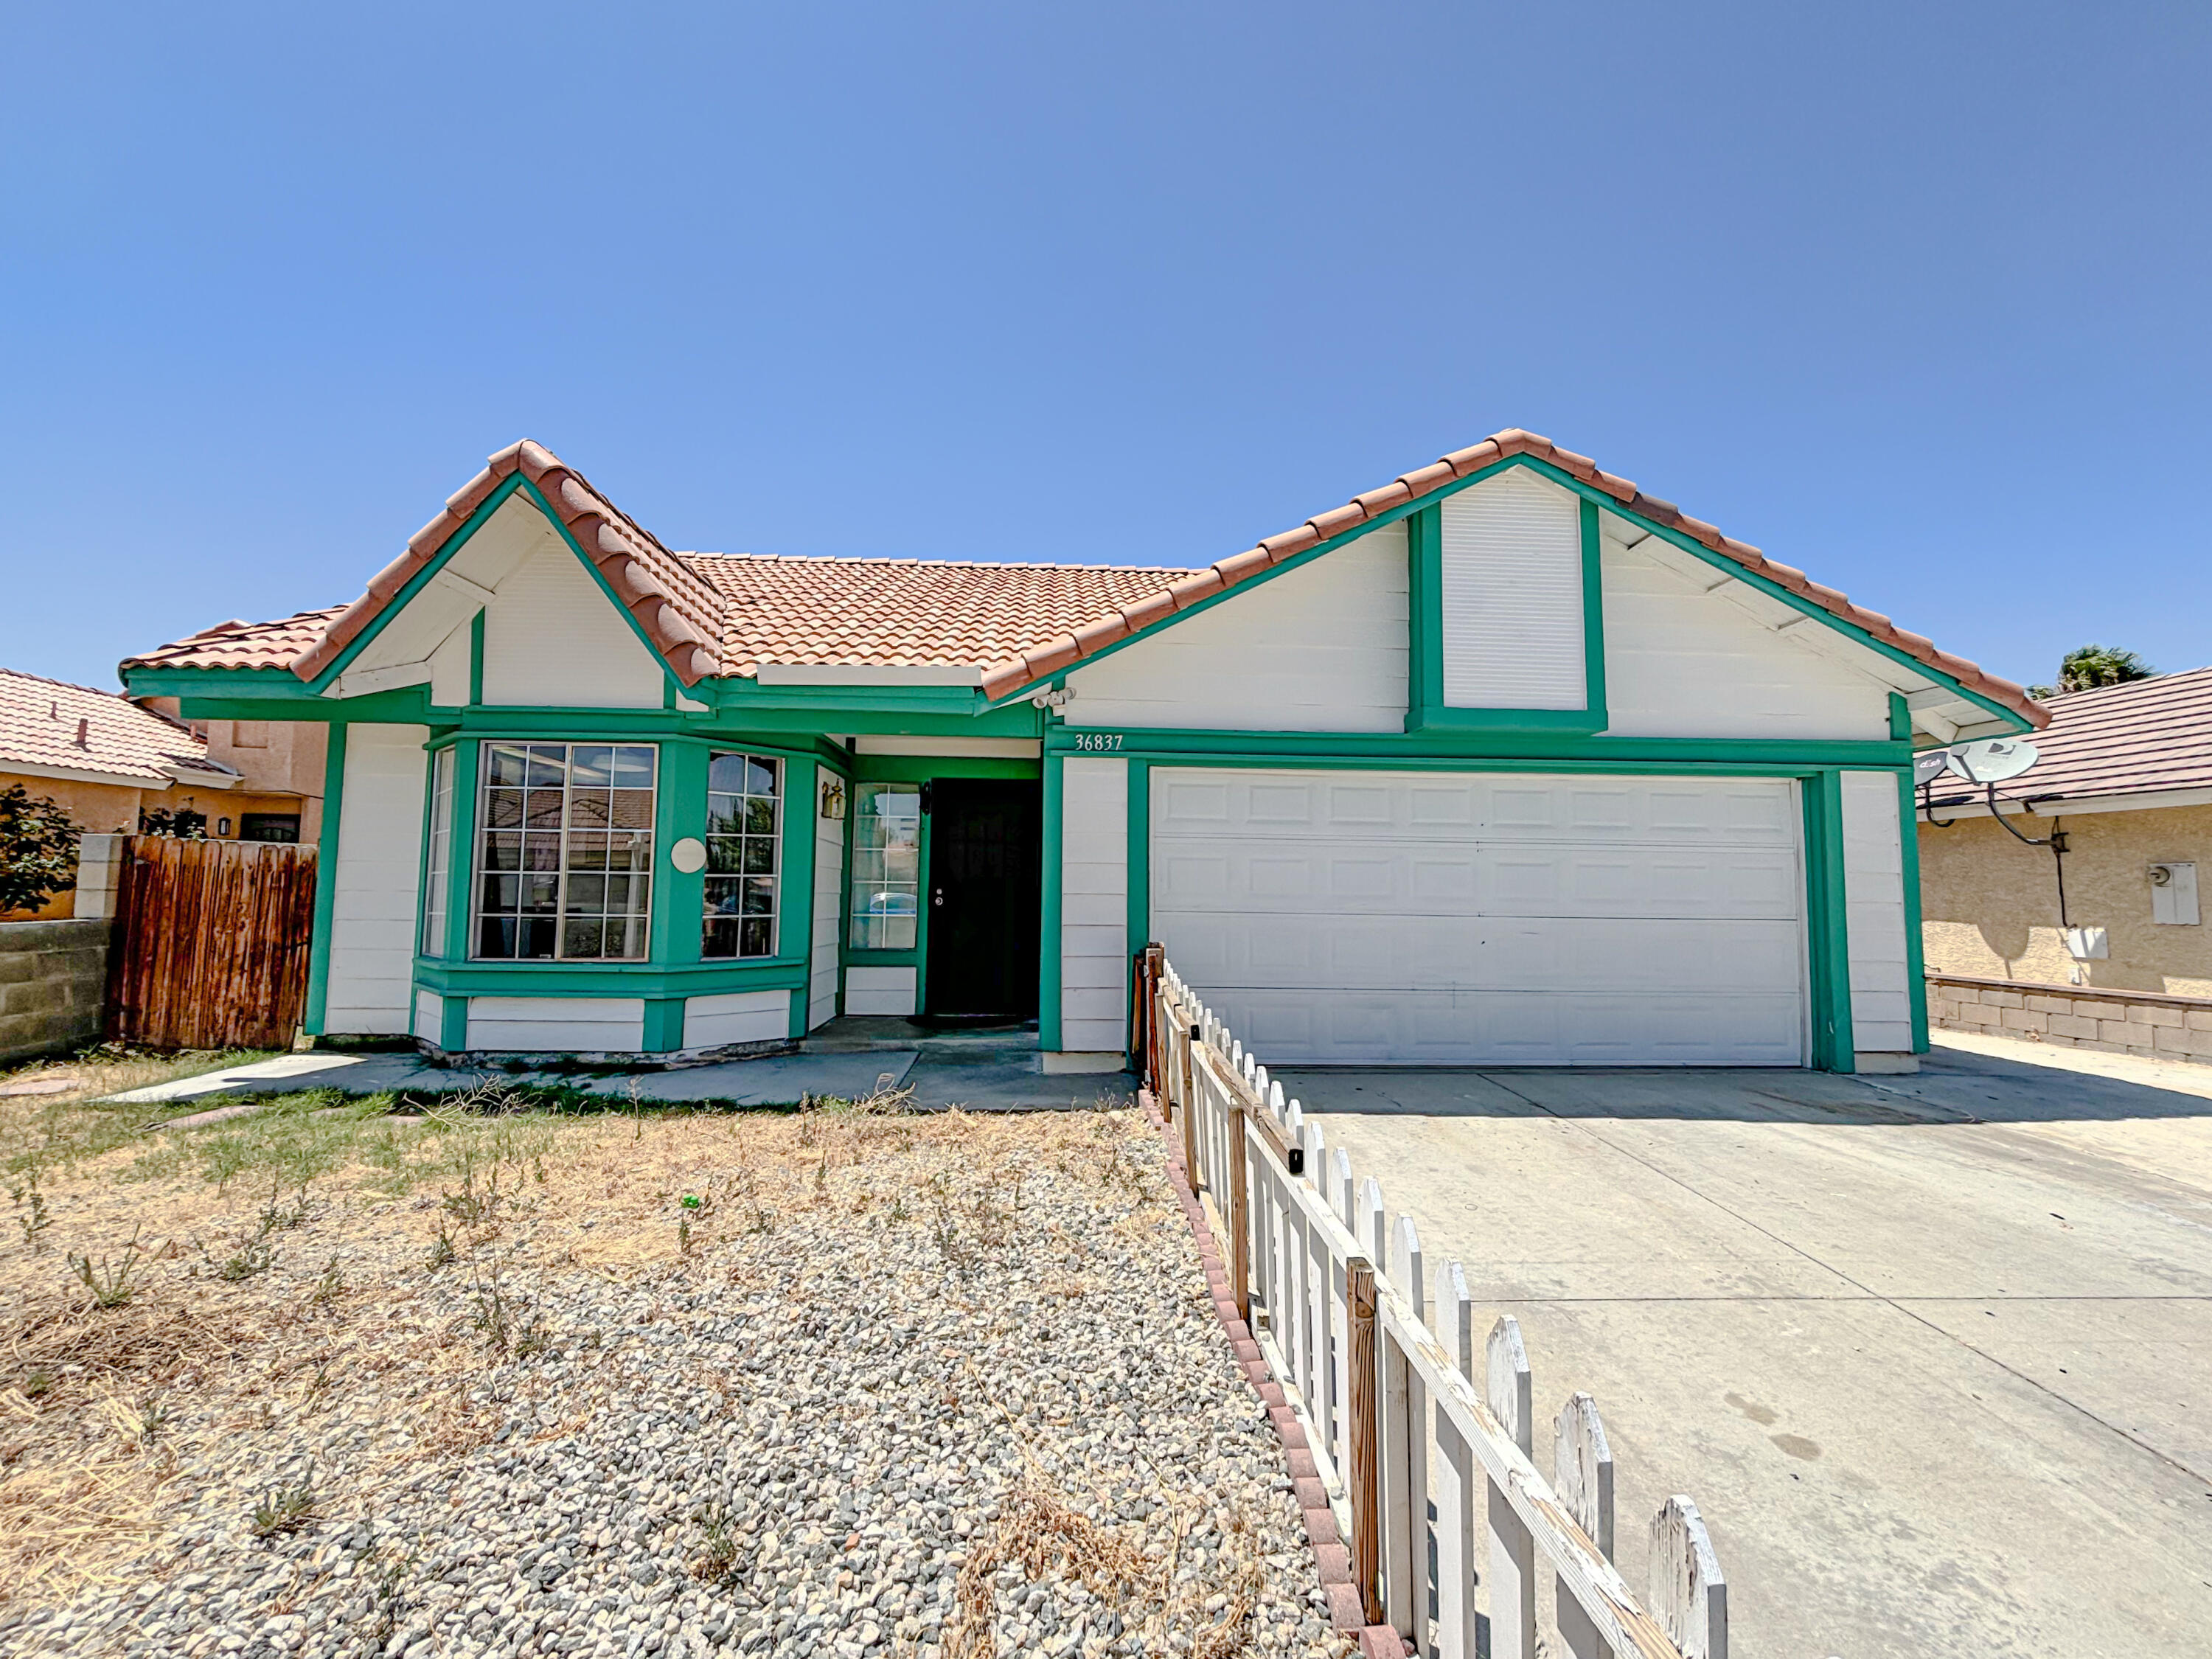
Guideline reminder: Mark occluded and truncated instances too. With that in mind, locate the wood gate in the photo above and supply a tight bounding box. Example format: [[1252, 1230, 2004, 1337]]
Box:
[[105, 836, 319, 1050]]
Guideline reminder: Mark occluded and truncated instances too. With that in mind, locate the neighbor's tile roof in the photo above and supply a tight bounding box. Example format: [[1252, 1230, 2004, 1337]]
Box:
[[117, 431, 2044, 727], [1924, 667, 2212, 807], [0, 667, 234, 786], [125, 607, 350, 672], [686, 554, 1181, 676]]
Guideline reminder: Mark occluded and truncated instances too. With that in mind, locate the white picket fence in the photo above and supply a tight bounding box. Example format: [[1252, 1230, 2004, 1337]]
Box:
[[1141, 953, 1729, 1659]]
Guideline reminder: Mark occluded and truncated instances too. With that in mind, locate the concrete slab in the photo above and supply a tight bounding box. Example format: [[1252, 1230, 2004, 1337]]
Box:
[[1287, 1034, 2212, 1658]]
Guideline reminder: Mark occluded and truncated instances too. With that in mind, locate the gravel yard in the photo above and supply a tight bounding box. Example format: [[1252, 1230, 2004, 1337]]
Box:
[[0, 1059, 1349, 1659]]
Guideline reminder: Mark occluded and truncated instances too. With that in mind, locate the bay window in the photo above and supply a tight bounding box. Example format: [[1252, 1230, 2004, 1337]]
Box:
[[703, 751, 781, 958], [473, 742, 656, 961], [420, 746, 454, 956]]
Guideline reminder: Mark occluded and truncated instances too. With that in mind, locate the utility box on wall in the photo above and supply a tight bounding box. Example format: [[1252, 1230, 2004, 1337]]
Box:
[[2150, 861, 2199, 926]]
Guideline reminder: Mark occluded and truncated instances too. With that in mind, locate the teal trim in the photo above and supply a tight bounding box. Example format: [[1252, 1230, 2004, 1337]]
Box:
[[834, 762, 858, 1012], [413, 958, 809, 998], [851, 754, 1041, 783], [1801, 773, 1855, 1073], [1898, 768, 1931, 1053], [1888, 691, 1911, 742], [845, 947, 919, 965], [1039, 751, 1063, 1050], [914, 799, 934, 1015], [413, 742, 440, 968], [164, 686, 434, 724], [469, 611, 485, 709], [1046, 726, 1911, 771], [1407, 504, 1443, 712], [656, 742, 709, 969], [1404, 481, 1608, 734], [781, 757, 818, 994], [439, 995, 468, 1052], [442, 740, 479, 962], [642, 998, 685, 1053], [125, 666, 304, 698], [1125, 759, 1150, 1060], [304, 723, 348, 1035], [1407, 707, 1609, 734], [1581, 496, 1608, 721]]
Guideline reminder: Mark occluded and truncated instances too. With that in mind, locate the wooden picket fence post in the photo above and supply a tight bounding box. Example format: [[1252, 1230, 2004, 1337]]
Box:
[[1148, 958, 1731, 1659]]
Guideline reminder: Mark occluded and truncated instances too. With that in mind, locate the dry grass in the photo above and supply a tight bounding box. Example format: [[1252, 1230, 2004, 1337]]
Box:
[[0, 1057, 1169, 1613]]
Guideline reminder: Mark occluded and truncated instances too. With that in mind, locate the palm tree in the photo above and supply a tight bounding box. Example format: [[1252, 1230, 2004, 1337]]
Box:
[[2028, 644, 2156, 700]]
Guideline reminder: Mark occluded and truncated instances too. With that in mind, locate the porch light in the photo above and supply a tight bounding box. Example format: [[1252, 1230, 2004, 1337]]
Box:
[[820, 778, 846, 820]]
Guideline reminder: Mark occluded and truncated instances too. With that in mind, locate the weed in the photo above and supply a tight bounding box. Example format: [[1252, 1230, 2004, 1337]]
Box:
[[350, 1523, 417, 1641], [249, 1465, 318, 1538], [425, 1223, 456, 1270], [21, 1366, 52, 1399], [307, 1255, 344, 1306], [691, 1501, 742, 1584], [69, 1225, 142, 1309], [10, 1168, 52, 1252], [220, 1237, 274, 1281]]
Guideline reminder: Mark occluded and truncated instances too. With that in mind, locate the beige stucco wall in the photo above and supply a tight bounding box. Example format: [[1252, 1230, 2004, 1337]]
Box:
[[1917, 802, 2212, 996]]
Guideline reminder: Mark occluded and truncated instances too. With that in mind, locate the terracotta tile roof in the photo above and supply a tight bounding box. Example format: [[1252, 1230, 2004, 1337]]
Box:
[[118, 431, 2042, 728], [972, 428, 2046, 728], [685, 554, 1181, 677], [0, 667, 234, 787], [1924, 667, 2212, 807], [123, 607, 350, 672]]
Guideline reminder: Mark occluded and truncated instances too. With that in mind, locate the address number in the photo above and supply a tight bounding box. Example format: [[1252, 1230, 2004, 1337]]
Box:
[[1072, 732, 1124, 752]]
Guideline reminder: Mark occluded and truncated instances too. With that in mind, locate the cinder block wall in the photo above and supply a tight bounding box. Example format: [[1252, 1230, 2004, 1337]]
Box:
[[1929, 973, 2212, 1065], [0, 919, 111, 1062]]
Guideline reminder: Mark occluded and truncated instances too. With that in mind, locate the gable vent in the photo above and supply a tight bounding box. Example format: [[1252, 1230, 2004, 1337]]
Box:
[[1439, 470, 1585, 710]]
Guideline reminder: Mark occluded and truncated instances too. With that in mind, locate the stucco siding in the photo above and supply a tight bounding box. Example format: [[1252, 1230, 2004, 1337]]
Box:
[[1919, 801, 2212, 997], [1062, 525, 1407, 733]]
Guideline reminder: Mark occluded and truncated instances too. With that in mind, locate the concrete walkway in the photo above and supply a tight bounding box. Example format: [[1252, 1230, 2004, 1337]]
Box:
[[1285, 1033, 2212, 1659], [107, 1046, 1133, 1113]]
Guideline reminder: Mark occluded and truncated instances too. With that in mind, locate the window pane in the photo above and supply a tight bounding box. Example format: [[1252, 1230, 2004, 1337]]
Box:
[[487, 745, 529, 786], [742, 836, 775, 874], [524, 832, 563, 870], [524, 789, 565, 828], [479, 916, 518, 958], [563, 918, 603, 959], [740, 918, 772, 957], [608, 912, 649, 959], [706, 835, 745, 874], [566, 832, 610, 872], [522, 873, 560, 914], [518, 917, 557, 959], [525, 747, 566, 787], [611, 789, 654, 830], [566, 873, 606, 914], [703, 917, 740, 959], [747, 758, 778, 798], [613, 747, 655, 787], [706, 800, 743, 838], [742, 876, 776, 916], [484, 832, 521, 871], [569, 745, 613, 787], [569, 790, 611, 829], [486, 789, 524, 829], [610, 831, 652, 869], [707, 753, 752, 793]]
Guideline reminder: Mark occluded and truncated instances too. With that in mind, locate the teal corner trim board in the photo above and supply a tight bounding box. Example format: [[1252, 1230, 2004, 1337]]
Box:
[[1898, 769, 1932, 1053], [303, 723, 348, 1035], [1124, 759, 1151, 1060], [1038, 751, 1064, 1051], [1801, 772, 1855, 1074]]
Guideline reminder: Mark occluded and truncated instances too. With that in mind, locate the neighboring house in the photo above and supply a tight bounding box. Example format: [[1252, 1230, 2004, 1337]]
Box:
[[0, 667, 330, 919], [116, 431, 2042, 1072], [1918, 667, 2212, 1060]]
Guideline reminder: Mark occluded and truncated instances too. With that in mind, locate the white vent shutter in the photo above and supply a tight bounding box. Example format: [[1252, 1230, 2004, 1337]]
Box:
[[1439, 470, 1585, 709]]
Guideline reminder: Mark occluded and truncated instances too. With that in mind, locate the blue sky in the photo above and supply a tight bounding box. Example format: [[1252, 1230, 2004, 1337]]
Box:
[[5, 3, 2206, 694]]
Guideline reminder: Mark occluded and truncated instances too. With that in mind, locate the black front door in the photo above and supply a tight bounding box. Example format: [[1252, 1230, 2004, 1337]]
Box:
[[922, 778, 1041, 1022]]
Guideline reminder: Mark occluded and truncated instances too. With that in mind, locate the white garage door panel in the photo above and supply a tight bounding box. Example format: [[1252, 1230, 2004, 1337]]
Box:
[[1153, 768, 1805, 1066]]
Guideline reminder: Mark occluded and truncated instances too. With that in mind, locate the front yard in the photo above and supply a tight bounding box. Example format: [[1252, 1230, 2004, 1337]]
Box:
[[0, 1054, 1346, 1659]]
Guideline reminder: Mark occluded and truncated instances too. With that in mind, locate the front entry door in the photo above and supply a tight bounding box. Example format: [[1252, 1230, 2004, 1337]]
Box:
[[922, 779, 1042, 1022]]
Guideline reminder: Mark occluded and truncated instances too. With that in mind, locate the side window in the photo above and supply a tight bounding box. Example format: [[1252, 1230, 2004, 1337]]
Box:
[[703, 753, 782, 958], [849, 783, 920, 950], [420, 747, 455, 956]]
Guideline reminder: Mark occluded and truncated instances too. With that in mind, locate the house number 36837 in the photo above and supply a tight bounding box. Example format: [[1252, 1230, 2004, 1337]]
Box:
[[1072, 733, 1124, 751]]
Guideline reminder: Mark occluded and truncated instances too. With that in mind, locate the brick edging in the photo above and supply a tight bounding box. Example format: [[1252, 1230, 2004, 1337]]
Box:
[[1927, 971, 2212, 1013], [1139, 1088, 1411, 1659]]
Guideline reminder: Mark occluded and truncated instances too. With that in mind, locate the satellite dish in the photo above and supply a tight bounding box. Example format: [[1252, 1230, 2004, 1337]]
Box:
[[1913, 751, 1952, 788], [1944, 738, 2039, 785]]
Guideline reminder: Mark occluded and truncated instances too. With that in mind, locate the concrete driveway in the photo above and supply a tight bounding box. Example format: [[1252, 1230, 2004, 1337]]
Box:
[[1283, 1034, 2212, 1659]]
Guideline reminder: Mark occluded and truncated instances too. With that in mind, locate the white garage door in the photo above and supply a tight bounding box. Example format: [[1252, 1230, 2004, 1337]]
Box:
[[1150, 768, 1806, 1065]]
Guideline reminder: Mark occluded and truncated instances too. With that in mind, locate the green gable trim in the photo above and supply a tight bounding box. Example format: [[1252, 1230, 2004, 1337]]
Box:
[[1405, 504, 1443, 712], [850, 755, 1041, 784], [302, 722, 348, 1035], [469, 610, 486, 709], [1887, 691, 1911, 742]]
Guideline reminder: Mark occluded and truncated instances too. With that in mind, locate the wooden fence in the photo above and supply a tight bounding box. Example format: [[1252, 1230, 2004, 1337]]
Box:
[[1139, 947, 1730, 1659], [105, 835, 319, 1051]]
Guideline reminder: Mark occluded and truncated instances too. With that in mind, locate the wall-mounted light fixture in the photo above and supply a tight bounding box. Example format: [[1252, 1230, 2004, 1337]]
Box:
[[819, 778, 846, 820]]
